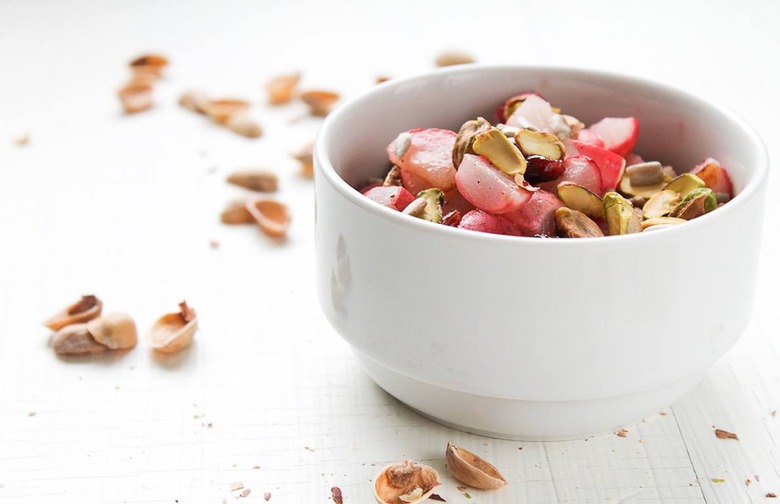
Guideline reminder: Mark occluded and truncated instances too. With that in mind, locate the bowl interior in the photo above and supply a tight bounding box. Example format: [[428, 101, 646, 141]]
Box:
[[320, 66, 765, 199]]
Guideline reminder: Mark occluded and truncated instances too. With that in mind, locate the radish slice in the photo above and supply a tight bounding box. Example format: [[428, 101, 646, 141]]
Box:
[[455, 154, 533, 214], [576, 128, 605, 148], [538, 155, 602, 195], [505, 95, 554, 131], [500, 190, 564, 237], [387, 128, 457, 191], [362, 186, 416, 211], [569, 140, 626, 194], [459, 209, 517, 235], [691, 158, 733, 197], [583, 117, 639, 158]]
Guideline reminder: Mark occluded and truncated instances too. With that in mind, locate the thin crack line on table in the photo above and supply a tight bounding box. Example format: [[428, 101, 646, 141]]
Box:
[[672, 406, 708, 504]]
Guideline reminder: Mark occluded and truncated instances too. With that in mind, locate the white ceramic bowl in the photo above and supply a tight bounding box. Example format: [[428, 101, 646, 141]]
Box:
[[314, 65, 768, 440]]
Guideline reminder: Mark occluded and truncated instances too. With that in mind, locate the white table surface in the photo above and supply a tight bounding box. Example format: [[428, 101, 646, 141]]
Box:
[[1, 1, 779, 502]]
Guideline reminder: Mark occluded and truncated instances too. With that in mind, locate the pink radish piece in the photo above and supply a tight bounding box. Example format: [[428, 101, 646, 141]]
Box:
[[455, 154, 534, 214], [538, 155, 602, 195], [459, 210, 516, 235], [362, 186, 416, 211], [505, 95, 554, 131], [583, 117, 639, 158], [625, 153, 644, 166], [387, 128, 457, 191], [496, 91, 545, 123], [576, 128, 604, 148], [500, 190, 564, 237], [569, 140, 626, 194]]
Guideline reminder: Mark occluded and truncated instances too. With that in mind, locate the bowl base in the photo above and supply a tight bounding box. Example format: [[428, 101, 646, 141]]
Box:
[[354, 351, 705, 441]]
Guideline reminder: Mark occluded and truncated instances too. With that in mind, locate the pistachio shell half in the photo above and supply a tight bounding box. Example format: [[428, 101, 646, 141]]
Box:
[[668, 191, 711, 220], [220, 198, 254, 225], [146, 301, 197, 354], [472, 128, 527, 175], [663, 173, 706, 199], [374, 460, 440, 504], [44, 295, 103, 331], [227, 170, 278, 192], [445, 443, 508, 490], [266, 72, 300, 105], [246, 199, 291, 238], [204, 99, 250, 125], [603, 192, 642, 235], [554, 207, 604, 238], [557, 182, 604, 219], [300, 90, 339, 117], [453, 117, 491, 168], [87, 312, 138, 350], [514, 129, 565, 160], [642, 190, 681, 219], [50, 323, 109, 355]]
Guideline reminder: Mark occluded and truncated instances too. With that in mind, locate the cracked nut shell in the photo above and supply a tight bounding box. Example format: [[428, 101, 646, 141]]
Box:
[[87, 312, 137, 350], [50, 323, 109, 355], [146, 301, 197, 353], [445, 442, 508, 490], [374, 460, 440, 504], [44, 295, 103, 331]]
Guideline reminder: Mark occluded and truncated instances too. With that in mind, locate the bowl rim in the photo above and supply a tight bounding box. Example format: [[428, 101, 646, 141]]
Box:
[[315, 64, 769, 247]]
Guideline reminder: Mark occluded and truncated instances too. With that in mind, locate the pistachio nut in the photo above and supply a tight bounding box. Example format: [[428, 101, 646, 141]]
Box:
[[227, 170, 278, 192], [246, 199, 291, 238], [619, 173, 666, 199], [383, 165, 403, 187], [556, 182, 604, 220], [404, 189, 443, 223], [603, 192, 642, 235], [146, 301, 197, 354], [44, 295, 103, 331], [669, 188, 715, 220], [642, 190, 681, 219], [472, 128, 527, 175], [514, 128, 565, 160], [554, 207, 604, 238], [625, 161, 664, 187], [220, 198, 254, 225], [50, 323, 109, 355], [452, 117, 491, 169], [641, 216, 687, 230], [663, 173, 706, 199], [374, 460, 440, 504], [86, 312, 138, 350], [445, 442, 508, 490], [681, 187, 718, 212]]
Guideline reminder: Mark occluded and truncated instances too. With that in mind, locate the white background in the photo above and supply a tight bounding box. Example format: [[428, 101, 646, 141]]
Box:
[[1, 0, 779, 502]]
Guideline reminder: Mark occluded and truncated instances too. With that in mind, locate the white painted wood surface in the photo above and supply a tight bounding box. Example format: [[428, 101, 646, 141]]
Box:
[[1, 1, 778, 502]]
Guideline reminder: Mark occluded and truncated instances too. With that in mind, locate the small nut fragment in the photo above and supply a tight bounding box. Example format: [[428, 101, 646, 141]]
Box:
[[663, 173, 706, 199], [603, 192, 642, 235], [626, 161, 664, 187], [435, 51, 475, 67], [118, 82, 153, 114], [453, 117, 491, 168], [179, 90, 210, 114], [642, 190, 681, 219], [374, 460, 440, 504], [393, 132, 413, 160], [472, 128, 527, 175], [221, 198, 254, 224], [226, 113, 263, 138], [514, 129, 565, 161], [86, 312, 137, 350], [246, 199, 291, 238], [300, 90, 339, 117], [618, 173, 666, 199], [204, 99, 251, 125], [668, 189, 714, 220], [44, 295, 103, 331], [146, 301, 197, 353], [404, 189, 443, 223], [227, 170, 278, 192], [129, 54, 168, 77], [641, 216, 687, 230], [292, 143, 314, 178], [445, 442, 508, 490], [555, 207, 604, 238], [556, 182, 604, 220], [383, 165, 403, 187], [50, 323, 109, 355], [266, 72, 300, 105]]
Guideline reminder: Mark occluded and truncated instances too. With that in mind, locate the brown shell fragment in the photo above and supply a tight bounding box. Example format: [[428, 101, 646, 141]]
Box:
[[146, 301, 198, 353], [50, 323, 109, 355], [220, 199, 254, 225], [227, 170, 278, 192], [435, 51, 475, 67], [292, 143, 314, 178], [300, 90, 339, 117], [204, 99, 251, 124], [266, 72, 301, 105], [714, 428, 739, 440], [86, 312, 137, 350], [226, 113, 263, 138], [445, 442, 508, 490], [555, 207, 604, 238], [179, 90, 211, 114], [118, 82, 153, 114], [246, 199, 291, 238], [129, 54, 169, 77], [44, 295, 103, 331], [374, 460, 441, 504]]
